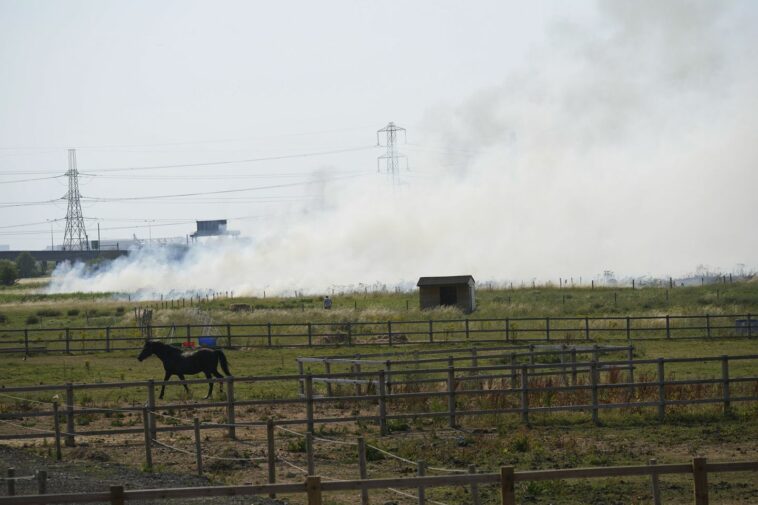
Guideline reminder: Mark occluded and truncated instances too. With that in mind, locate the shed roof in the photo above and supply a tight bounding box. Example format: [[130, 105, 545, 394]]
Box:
[[417, 275, 475, 287]]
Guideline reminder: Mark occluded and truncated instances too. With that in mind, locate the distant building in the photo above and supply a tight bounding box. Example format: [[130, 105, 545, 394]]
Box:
[[417, 275, 476, 313], [190, 220, 239, 241]]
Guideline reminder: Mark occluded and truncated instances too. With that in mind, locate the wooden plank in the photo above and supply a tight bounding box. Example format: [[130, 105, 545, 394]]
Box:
[[693, 457, 708, 505], [501, 466, 515, 505]]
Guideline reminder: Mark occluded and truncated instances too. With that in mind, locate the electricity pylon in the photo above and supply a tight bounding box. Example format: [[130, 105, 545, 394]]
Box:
[[62, 149, 89, 251], [377, 122, 407, 188]]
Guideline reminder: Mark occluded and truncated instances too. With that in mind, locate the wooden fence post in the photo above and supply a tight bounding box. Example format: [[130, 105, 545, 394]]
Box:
[[65, 383, 75, 447], [559, 344, 568, 386], [307, 322, 313, 347], [36, 469, 47, 495], [545, 317, 550, 341], [510, 354, 517, 387], [501, 466, 516, 505], [306, 432, 315, 475], [692, 456, 708, 505], [505, 317, 510, 342], [353, 363, 363, 396], [520, 366, 529, 425], [447, 365, 457, 428], [649, 458, 661, 505], [657, 358, 666, 421], [665, 315, 671, 339], [147, 379, 157, 442], [109, 485, 124, 505], [470, 464, 480, 505], [585, 316, 590, 340], [226, 376, 236, 439], [428, 320, 434, 343], [267, 322, 272, 347], [298, 360, 305, 397], [721, 355, 730, 415], [193, 417, 203, 476], [305, 374, 315, 434], [6, 467, 14, 496], [267, 418, 276, 498], [705, 315, 711, 338], [357, 437, 369, 505], [306, 475, 323, 505], [626, 316, 631, 341], [65, 327, 70, 354], [622, 346, 633, 398], [142, 407, 152, 472], [52, 401, 62, 461], [378, 370, 388, 436], [465, 319, 470, 340], [24, 329, 29, 357], [226, 323, 232, 348], [570, 348, 578, 385], [590, 361, 599, 425], [415, 460, 427, 505], [324, 361, 333, 397], [347, 322, 353, 346], [105, 327, 111, 352]]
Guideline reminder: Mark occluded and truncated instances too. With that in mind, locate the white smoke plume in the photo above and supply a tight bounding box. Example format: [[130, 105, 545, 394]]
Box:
[[48, 1, 758, 297]]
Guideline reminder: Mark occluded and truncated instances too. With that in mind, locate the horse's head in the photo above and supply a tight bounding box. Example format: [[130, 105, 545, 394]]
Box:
[[137, 340, 154, 362]]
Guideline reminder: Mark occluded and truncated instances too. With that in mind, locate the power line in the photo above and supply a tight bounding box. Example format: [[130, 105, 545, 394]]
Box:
[[74, 145, 376, 173], [0, 125, 376, 151], [81, 173, 367, 203], [0, 174, 65, 185]]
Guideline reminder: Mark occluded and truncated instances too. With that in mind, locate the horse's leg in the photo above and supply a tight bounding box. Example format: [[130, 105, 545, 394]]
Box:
[[177, 374, 191, 397], [159, 371, 171, 399], [203, 371, 213, 399], [212, 367, 225, 393]]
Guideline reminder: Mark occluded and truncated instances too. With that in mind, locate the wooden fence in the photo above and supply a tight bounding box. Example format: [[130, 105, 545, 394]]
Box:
[[1, 353, 756, 446], [0, 313, 755, 354], [0, 457, 755, 505]]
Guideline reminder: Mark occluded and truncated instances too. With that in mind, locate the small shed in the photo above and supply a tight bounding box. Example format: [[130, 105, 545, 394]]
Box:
[[417, 275, 476, 313]]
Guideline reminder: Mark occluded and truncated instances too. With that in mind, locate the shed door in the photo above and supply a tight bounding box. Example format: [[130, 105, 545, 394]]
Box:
[[439, 286, 457, 306]]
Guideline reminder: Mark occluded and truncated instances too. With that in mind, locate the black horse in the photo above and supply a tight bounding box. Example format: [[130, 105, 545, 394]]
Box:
[[137, 340, 232, 399]]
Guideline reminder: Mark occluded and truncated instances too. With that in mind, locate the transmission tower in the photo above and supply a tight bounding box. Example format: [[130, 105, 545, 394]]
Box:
[[377, 122, 407, 188], [62, 149, 89, 251]]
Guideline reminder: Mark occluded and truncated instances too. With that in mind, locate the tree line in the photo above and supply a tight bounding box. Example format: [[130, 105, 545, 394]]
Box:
[[0, 252, 49, 286]]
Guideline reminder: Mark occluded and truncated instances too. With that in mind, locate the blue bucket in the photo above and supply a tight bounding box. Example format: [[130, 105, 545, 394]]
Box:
[[198, 336, 217, 347]]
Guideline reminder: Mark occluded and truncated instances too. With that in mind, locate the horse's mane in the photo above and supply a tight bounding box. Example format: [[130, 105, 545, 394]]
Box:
[[148, 340, 182, 357]]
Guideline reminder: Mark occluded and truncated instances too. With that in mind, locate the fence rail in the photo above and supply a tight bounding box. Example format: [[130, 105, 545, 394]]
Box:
[[0, 458, 755, 505], [0, 313, 755, 354], [1, 353, 757, 445]]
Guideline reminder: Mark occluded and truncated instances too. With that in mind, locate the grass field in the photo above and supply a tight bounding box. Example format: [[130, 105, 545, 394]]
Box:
[[0, 280, 757, 504]]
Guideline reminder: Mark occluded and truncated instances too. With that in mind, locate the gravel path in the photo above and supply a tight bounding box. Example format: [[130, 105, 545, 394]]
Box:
[[0, 445, 287, 504]]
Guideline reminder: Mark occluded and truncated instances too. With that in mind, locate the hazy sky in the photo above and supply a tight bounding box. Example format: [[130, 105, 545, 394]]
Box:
[[2, 1, 757, 294]]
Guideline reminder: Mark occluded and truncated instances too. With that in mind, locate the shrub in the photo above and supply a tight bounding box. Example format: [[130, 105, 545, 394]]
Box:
[[67, 309, 80, 317], [115, 307, 125, 315], [36, 309, 62, 317], [0, 260, 17, 286], [0, 313, 7, 324], [15, 252, 37, 278], [25, 315, 40, 325]]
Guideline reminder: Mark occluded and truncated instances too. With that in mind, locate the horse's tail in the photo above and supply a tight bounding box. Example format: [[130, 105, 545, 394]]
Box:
[[218, 350, 232, 376]]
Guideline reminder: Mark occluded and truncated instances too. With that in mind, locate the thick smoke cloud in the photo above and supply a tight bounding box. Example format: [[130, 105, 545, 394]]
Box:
[[49, 1, 758, 297]]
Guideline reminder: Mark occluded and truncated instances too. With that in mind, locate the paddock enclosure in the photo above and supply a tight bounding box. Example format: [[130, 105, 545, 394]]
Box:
[[2, 310, 757, 503]]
